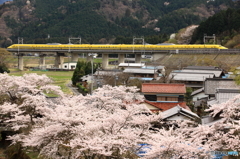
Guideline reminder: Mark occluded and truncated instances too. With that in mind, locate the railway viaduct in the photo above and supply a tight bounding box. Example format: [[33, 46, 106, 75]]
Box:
[[7, 47, 240, 70], [6, 48, 171, 70]]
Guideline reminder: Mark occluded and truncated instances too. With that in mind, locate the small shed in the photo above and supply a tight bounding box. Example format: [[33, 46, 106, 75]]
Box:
[[118, 63, 145, 69], [62, 62, 77, 70]]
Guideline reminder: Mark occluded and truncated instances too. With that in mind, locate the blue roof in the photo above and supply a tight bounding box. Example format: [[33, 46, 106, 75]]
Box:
[[129, 77, 154, 81]]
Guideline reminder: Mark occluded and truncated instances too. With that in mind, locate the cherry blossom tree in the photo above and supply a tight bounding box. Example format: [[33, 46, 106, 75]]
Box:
[[1, 73, 218, 159], [169, 94, 240, 159], [0, 73, 63, 131], [9, 85, 163, 159], [142, 120, 210, 159], [202, 94, 240, 152]]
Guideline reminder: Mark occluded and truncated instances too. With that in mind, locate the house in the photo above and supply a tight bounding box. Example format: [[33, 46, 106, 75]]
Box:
[[144, 100, 190, 113], [123, 68, 155, 78], [94, 69, 122, 77], [207, 88, 240, 106], [191, 88, 208, 115], [169, 66, 225, 88], [202, 89, 240, 125], [123, 66, 164, 81], [204, 78, 240, 100], [162, 105, 199, 121], [201, 89, 238, 126], [194, 78, 240, 124], [141, 83, 186, 102], [201, 115, 223, 126], [183, 66, 223, 72], [169, 72, 215, 88], [191, 88, 208, 102], [141, 83, 189, 113], [189, 78, 240, 117]]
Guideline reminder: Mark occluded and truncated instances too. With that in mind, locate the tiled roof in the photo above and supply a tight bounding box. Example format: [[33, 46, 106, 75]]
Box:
[[123, 68, 155, 74], [191, 87, 204, 96], [170, 72, 215, 81], [162, 105, 199, 119], [145, 100, 190, 111], [141, 83, 186, 93], [179, 70, 223, 77], [183, 66, 221, 70], [119, 63, 145, 67]]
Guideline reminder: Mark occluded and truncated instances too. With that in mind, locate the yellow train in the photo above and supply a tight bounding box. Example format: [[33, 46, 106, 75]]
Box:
[[7, 44, 228, 50]]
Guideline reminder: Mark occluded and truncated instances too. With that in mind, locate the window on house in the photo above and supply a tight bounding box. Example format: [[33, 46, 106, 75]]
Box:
[[157, 96, 166, 101], [167, 97, 178, 101], [144, 95, 157, 101], [178, 95, 184, 102]]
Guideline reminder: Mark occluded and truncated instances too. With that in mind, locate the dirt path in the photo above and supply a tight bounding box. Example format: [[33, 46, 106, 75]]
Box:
[[66, 81, 81, 95]]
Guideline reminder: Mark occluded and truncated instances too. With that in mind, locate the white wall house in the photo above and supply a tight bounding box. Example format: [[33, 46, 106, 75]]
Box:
[[62, 62, 77, 70], [191, 88, 208, 102]]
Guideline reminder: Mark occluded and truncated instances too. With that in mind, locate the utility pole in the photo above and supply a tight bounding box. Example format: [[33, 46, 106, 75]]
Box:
[[132, 36, 145, 64], [69, 37, 81, 45], [68, 37, 81, 53], [133, 36, 145, 54], [68, 37, 82, 69], [203, 34, 216, 44], [17, 37, 23, 69], [88, 53, 98, 95]]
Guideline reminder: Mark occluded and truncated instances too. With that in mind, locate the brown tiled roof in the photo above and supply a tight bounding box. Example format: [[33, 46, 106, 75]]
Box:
[[141, 83, 186, 94], [145, 100, 191, 111]]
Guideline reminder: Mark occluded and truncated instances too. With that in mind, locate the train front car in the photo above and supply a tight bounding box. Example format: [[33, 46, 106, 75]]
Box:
[[7, 44, 36, 50], [7, 44, 15, 49], [218, 45, 228, 49]]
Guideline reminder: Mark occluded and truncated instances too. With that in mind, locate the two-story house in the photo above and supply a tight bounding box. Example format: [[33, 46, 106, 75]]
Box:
[[141, 83, 199, 121], [141, 83, 187, 112]]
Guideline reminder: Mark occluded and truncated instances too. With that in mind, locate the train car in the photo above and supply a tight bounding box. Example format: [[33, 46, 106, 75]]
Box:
[[7, 43, 228, 51]]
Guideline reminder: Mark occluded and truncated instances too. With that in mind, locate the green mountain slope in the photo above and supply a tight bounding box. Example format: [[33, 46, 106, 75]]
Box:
[[0, 0, 238, 46], [191, 8, 240, 48]]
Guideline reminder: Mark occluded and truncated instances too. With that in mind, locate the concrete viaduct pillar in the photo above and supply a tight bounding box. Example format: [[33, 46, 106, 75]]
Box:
[[18, 55, 24, 71], [71, 53, 79, 62], [102, 54, 109, 70], [118, 54, 125, 64], [135, 54, 142, 63], [39, 55, 46, 69], [54, 53, 64, 68]]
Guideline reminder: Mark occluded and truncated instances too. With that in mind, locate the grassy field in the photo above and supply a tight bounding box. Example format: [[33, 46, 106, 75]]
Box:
[[7, 56, 121, 95], [9, 69, 74, 95], [7, 55, 116, 95]]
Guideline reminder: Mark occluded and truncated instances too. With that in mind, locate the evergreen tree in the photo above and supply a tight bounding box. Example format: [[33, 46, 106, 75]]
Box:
[[71, 60, 99, 85]]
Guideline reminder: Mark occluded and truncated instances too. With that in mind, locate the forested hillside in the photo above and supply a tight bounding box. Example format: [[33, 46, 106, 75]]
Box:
[[191, 8, 240, 48], [0, 0, 238, 46]]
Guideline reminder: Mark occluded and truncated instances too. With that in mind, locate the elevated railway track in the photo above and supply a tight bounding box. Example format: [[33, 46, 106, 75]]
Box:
[[6, 43, 239, 70], [169, 49, 240, 54]]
